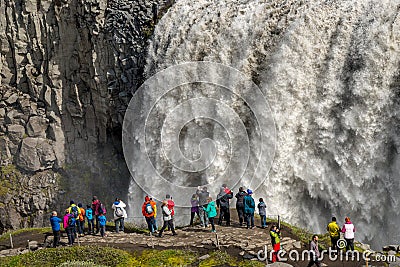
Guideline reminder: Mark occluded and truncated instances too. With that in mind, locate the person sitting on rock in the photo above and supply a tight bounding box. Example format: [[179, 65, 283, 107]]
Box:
[[158, 200, 177, 237]]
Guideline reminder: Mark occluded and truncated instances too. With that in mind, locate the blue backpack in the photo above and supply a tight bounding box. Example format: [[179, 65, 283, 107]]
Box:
[[70, 206, 79, 218], [67, 214, 76, 227], [86, 208, 93, 220]]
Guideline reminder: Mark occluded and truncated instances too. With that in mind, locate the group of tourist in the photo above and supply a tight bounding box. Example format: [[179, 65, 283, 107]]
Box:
[[189, 185, 267, 231], [306, 216, 356, 267], [49, 196, 127, 247], [49, 187, 357, 266]]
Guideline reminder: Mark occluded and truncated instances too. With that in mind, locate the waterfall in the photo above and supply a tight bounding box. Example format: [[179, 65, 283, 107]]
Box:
[[126, 0, 400, 248]]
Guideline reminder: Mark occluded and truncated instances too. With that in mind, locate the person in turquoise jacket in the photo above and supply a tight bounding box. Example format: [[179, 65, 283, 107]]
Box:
[[204, 197, 217, 232], [244, 189, 255, 229]]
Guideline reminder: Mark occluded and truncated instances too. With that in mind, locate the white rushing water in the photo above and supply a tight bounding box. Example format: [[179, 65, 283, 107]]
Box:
[[127, 0, 400, 248]]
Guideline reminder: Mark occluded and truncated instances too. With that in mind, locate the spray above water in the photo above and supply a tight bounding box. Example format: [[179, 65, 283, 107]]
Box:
[[123, 62, 276, 208], [127, 0, 400, 248]]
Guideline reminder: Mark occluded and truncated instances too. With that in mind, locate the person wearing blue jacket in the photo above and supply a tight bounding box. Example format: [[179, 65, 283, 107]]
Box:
[[244, 189, 255, 229], [50, 211, 62, 247], [204, 197, 217, 233], [86, 205, 94, 235]]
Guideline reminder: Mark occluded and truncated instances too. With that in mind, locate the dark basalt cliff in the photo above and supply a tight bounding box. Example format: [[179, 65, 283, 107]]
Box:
[[0, 0, 172, 232]]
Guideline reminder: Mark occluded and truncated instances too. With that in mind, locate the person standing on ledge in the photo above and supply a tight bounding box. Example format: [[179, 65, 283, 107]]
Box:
[[216, 185, 233, 226], [341, 217, 356, 251], [327, 217, 340, 252], [235, 187, 247, 226], [50, 211, 62, 248], [244, 189, 255, 229], [142, 196, 156, 235], [197, 186, 210, 228], [158, 200, 177, 237], [112, 198, 127, 233], [270, 224, 281, 262]]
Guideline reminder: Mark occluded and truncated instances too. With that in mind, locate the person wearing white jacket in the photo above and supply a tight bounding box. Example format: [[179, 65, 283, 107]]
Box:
[[341, 217, 356, 251], [158, 200, 177, 237], [112, 198, 127, 233]]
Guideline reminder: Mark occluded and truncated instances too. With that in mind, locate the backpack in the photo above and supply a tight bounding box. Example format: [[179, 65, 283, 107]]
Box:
[[78, 208, 85, 221], [98, 202, 106, 215], [67, 214, 76, 227], [115, 207, 124, 217], [70, 206, 79, 218], [86, 208, 93, 219], [145, 203, 153, 214]]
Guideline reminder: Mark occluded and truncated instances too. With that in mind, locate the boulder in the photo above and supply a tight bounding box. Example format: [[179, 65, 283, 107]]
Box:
[[26, 116, 48, 137], [198, 254, 210, 260], [5, 93, 18, 105], [17, 137, 56, 172], [0, 136, 12, 164], [7, 124, 25, 141], [5, 110, 24, 124]]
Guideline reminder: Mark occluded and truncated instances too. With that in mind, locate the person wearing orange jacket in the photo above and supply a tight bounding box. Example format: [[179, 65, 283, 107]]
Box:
[[142, 196, 157, 235]]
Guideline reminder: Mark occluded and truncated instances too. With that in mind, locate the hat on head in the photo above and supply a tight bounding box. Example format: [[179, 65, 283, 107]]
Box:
[[70, 200, 75, 205], [166, 194, 171, 199], [247, 189, 253, 195]]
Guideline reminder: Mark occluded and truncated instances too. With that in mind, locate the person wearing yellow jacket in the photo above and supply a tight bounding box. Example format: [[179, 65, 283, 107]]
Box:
[[150, 197, 158, 233], [327, 217, 340, 251]]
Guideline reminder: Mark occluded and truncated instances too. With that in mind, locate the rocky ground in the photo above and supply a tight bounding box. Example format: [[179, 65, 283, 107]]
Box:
[[1, 219, 395, 267]]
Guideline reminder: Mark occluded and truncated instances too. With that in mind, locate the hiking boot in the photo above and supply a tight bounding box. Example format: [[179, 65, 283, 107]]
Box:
[[172, 233, 178, 236], [211, 230, 216, 233]]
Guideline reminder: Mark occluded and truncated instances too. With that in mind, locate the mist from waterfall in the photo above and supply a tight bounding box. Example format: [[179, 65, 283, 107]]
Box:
[[128, 0, 400, 249]]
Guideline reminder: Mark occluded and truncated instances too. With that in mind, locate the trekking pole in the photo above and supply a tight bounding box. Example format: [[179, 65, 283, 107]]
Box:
[[76, 231, 80, 246], [278, 215, 281, 229], [215, 233, 220, 250], [150, 232, 154, 248], [9, 234, 13, 249]]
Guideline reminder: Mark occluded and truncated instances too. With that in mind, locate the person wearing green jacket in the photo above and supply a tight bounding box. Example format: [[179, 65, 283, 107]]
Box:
[[204, 197, 217, 232], [270, 224, 281, 262], [327, 217, 340, 251], [244, 189, 255, 229]]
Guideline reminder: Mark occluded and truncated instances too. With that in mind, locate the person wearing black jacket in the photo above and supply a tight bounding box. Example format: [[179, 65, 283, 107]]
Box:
[[216, 186, 233, 226], [235, 187, 247, 226]]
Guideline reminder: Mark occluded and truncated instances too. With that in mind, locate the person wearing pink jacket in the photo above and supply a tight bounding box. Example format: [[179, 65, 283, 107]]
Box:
[[341, 217, 356, 251]]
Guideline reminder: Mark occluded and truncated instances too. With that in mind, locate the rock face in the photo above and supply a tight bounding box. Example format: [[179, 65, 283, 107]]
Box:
[[0, 0, 174, 232]]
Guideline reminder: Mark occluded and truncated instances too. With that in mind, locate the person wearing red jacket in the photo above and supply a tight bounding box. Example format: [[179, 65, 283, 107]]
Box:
[[142, 196, 156, 234], [165, 194, 175, 230], [92, 196, 101, 234]]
